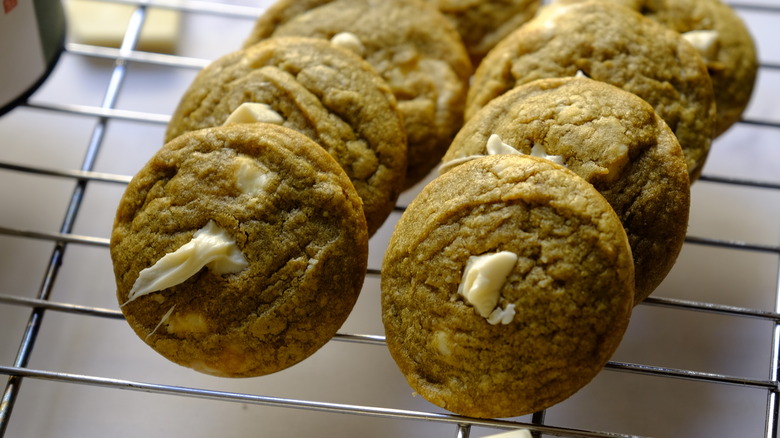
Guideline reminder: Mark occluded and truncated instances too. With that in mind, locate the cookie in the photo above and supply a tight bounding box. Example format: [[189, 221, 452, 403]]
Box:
[[111, 123, 369, 377], [244, 0, 473, 189], [466, 0, 716, 181], [567, 0, 757, 136], [165, 36, 406, 236], [381, 154, 634, 418], [422, 0, 541, 64], [442, 77, 690, 303]]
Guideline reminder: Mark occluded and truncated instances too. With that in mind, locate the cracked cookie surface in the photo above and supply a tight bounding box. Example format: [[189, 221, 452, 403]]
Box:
[[466, 0, 716, 180], [244, 0, 472, 189], [444, 77, 690, 303], [556, 0, 757, 135], [381, 154, 634, 418], [111, 124, 368, 377], [165, 37, 406, 236]]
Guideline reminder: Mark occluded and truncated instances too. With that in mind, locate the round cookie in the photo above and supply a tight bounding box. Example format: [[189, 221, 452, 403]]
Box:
[[381, 154, 635, 418], [443, 77, 690, 304], [555, 0, 758, 136], [422, 0, 541, 64], [111, 124, 369, 377], [466, 0, 716, 181], [244, 0, 473, 189], [165, 37, 407, 236]]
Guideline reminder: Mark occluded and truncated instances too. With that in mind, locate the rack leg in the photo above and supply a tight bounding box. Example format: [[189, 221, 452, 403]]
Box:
[[456, 423, 471, 438], [531, 410, 546, 438]]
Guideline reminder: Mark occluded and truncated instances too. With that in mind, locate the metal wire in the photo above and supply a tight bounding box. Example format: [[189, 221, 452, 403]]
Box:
[[0, 0, 779, 437], [0, 3, 150, 434], [0, 365, 646, 438]]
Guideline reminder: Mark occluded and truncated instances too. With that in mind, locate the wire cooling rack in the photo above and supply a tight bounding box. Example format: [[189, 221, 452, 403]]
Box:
[[0, 0, 779, 437]]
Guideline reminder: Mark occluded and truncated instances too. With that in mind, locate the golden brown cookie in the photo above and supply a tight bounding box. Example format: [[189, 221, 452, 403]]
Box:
[[244, 0, 472, 189], [381, 154, 634, 418], [423, 0, 541, 64], [165, 37, 406, 236], [466, 0, 716, 181], [111, 124, 369, 377], [443, 77, 690, 303], [556, 0, 758, 136]]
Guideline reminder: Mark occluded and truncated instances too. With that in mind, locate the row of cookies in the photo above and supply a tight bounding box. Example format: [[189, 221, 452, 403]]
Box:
[[108, 36, 408, 375], [108, 0, 757, 420], [239, 0, 757, 183], [110, 0, 491, 377], [381, 0, 758, 419], [382, 76, 687, 418]]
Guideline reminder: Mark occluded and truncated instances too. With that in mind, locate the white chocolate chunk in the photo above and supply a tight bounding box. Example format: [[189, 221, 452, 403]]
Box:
[[234, 155, 272, 195], [124, 221, 248, 304], [530, 143, 565, 165], [438, 135, 520, 175], [433, 331, 452, 356], [458, 251, 518, 319], [486, 134, 522, 155], [487, 303, 516, 325], [223, 102, 283, 125], [682, 30, 719, 60], [166, 311, 210, 334], [575, 69, 589, 78], [536, 2, 575, 32], [439, 134, 565, 176], [487, 134, 565, 165], [330, 32, 366, 57], [418, 58, 460, 126]]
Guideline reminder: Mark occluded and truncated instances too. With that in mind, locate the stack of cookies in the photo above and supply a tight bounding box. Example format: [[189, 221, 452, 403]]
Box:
[[382, 0, 756, 419], [111, 0, 478, 378], [109, 0, 757, 421]]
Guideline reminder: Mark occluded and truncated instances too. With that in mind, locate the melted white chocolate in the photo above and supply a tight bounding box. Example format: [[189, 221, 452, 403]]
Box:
[[146, 305, 175, 339], [437, 155, 481, 175], [124, 221, 248, 304], [438, 134, 520, 175], [439, 134, 566, 176], [486, 134, 522, 155], [487, 134, 565, 165], [530, 142, 565, 166]]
